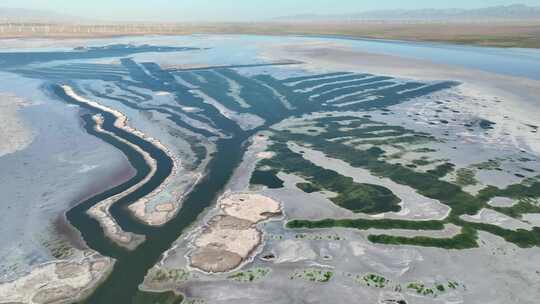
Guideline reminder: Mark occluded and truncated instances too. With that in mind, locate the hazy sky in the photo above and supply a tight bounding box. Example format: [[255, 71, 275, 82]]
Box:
[[3, 0, 538, 21]]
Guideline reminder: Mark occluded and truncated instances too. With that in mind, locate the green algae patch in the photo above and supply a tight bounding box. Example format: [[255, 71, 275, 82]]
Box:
[[288, 268, 334, 283], [132, 291, 183, 304], [296, 182, 322, 193], [271, 115, 540, 249], [455, 168, 478, 186], [227, 267, 271, 283], [406, 280, 463, 297], [362, 273, 389, 288], [287, 218, 444, 231], [368, 226, 478, 249], [257, 142, 401, 214]]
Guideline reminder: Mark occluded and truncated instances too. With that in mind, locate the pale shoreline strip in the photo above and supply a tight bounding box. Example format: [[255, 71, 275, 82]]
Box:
[[61, 85, 180, 249]]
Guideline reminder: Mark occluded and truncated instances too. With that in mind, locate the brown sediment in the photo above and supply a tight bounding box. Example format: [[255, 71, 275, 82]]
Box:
[[188, 192, 282, 273], [218, 192, 282, 223], [0, 251, 114, 304], [190, 247, 243, 274]]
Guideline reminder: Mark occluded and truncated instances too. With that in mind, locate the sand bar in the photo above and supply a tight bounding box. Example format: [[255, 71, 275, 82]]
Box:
[[61, 85, 180, 248], [188, 192, 282, 273]]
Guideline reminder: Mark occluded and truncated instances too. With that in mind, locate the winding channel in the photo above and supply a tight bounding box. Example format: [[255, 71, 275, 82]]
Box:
[[52, 84, 252, 303]]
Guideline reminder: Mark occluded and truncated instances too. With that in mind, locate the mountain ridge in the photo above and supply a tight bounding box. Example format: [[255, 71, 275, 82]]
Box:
[[275, 4, 540, 22]]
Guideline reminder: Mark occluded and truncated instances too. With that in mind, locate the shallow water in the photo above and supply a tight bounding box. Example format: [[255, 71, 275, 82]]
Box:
[[316, 35, 540, 80]]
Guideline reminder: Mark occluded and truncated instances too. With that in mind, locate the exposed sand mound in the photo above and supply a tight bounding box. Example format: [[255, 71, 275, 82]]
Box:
[[219, 193, 282, 223], [0, 252, 113, 304], [195, 226, 261, 258], [189, 192, 282, 273], [190, 247, 242, 274]]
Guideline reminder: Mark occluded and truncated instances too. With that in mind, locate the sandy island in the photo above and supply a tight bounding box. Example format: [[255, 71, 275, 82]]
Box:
[[61, 85, 181, 249], [0, 250, 114, 304], [188, 192, 282, 273], [85, 114, 148, 250]]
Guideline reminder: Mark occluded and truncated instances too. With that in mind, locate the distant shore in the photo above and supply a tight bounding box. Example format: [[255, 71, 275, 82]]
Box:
[[0, 21, 539, 48]]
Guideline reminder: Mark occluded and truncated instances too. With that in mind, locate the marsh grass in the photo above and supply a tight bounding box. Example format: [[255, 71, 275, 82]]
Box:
[[265, 116, 540, 249]]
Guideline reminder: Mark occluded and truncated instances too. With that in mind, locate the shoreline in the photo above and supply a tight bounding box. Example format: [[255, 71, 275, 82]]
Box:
[[0, 250, 115, 304], [61, 85, 181, 248], [57, 158, 137, 251], [0, 22, 539, 49], [186, 192, 283, 274], [260, 40, 540, 157], [141, 189, 284, 291], [85, 113, 149, 250]]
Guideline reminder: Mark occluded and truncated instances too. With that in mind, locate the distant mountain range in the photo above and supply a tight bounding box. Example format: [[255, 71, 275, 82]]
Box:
[[1, 4, 539, 24], [275, 4, 540, 22]]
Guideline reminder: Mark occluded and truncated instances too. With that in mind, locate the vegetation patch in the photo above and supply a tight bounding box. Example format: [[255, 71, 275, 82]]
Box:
[[362, 273, 388, 288], [272, 115, 540, 248], [407, 282, 435, 296], [147, 268, 191, 284], [455, 168, 478, 186], [427, 162, 455, 178], [287, 218, 444, 231], [406, 280, 462, 297], [227, 267, 271, 283], [346, 271, 463, 298], [256, 141, 401, 214], [491, 197, 540, 219], [296, 182, 322, 193], [288, 268, 334, 283], [368, 226, 478, 249], [412, 158, 432, 166]]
